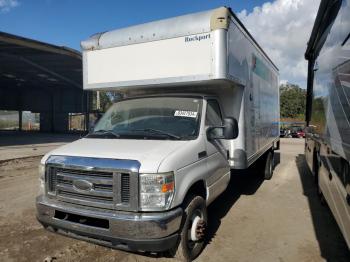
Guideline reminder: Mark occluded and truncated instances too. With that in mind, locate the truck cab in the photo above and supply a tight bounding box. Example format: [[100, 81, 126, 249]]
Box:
[[37, 94, 237, 259]]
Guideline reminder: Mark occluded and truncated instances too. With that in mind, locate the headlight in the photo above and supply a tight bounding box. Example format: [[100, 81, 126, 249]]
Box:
[[140, 172, 174, 211], [38, 163, 45, 195]]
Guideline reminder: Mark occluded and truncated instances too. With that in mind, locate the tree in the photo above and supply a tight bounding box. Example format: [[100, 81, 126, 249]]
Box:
[[280, 83, 306, 119], [92, 91, 122, 112]]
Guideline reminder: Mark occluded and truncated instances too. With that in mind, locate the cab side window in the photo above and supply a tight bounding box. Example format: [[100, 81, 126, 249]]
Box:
[[205, 100, 223, 126]]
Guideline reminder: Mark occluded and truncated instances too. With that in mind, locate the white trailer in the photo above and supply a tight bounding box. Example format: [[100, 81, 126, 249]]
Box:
[[36, 7, 279, 261]]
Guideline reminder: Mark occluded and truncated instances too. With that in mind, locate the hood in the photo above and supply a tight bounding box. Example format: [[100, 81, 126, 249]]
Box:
[[42, 138, 188, 173]]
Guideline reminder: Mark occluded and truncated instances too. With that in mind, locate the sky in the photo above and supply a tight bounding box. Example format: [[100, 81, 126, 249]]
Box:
[[0, 0, 321, 88]]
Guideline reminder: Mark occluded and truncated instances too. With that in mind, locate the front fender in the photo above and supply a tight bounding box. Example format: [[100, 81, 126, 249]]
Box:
[[171, 158, 208, 208]]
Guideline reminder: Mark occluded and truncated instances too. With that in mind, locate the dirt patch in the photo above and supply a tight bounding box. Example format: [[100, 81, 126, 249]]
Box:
[[0, 156, 41, 173]]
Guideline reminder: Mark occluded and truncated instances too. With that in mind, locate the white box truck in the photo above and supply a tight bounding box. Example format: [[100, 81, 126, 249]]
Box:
[[36, 7, 279, 260]]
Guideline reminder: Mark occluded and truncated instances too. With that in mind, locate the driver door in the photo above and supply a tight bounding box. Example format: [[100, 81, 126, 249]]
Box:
[[205, 99, 230, 201]]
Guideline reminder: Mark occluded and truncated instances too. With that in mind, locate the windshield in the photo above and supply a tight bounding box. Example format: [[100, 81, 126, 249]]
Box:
[[89, 96, 202, 140]]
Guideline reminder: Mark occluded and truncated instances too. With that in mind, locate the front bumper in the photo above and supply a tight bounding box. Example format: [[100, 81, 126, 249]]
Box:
[[36, 195, 182, 252]]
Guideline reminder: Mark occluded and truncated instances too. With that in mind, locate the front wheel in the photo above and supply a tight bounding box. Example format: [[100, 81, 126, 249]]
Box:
[[168, 195, 207, 261]]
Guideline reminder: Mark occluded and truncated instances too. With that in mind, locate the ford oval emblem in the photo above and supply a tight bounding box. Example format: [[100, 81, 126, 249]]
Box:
[[73, 179, 93, 191]]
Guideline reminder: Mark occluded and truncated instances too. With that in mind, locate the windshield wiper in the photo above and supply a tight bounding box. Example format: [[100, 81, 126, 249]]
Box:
[[90, 130, 120, 138], [129, 128, 181, 139]]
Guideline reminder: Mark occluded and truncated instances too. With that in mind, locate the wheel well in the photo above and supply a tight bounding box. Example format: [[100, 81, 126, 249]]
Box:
[[185, 180, 206, 200]]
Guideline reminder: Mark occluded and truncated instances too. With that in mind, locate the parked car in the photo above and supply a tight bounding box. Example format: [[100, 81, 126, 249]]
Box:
[[290, 126, 305, 138], [280, 128, 287, 137], [296, 129, 305, 138]]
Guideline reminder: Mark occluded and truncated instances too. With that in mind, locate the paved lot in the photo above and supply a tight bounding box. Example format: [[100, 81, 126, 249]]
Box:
[[0, 138, 349, 261]]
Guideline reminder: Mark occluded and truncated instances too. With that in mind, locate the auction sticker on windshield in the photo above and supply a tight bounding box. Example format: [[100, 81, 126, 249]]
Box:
[[174, 110, 198, 118]]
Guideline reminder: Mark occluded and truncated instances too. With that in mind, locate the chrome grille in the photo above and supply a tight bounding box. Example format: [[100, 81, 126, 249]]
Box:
[[46, 166, 137, 211], [47, 167, 57, 192], [45, 156, 140, 211], [120, 173, 130, 203]]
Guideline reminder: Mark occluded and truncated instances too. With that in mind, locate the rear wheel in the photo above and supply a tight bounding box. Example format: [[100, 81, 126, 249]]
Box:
[[263, 150, 274, 180], [168, 195, 207, 261]]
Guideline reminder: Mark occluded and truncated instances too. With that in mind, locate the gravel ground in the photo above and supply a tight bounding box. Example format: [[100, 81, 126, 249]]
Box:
[[0, 138, 349, 262]]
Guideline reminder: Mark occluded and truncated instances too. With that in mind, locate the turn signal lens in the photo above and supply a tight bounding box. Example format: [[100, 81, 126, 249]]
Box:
[[162, 182, 174, 193]]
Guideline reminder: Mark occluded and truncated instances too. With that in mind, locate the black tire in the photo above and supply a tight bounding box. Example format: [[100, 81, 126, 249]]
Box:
[[168, 195, 207, 261], [263, 150, 274, 180]]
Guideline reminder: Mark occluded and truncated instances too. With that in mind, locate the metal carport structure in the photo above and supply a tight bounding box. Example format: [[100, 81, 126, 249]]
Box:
[[0, 31, 90, 132]]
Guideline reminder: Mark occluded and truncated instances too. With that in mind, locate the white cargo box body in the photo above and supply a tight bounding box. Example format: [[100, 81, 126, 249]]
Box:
[[83, 32, 213, 88], [81, 7, 268, 90], [81, 7, 279, 168]]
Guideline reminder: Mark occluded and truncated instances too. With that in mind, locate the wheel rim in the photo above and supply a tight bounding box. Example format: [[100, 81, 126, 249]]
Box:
[[186, 208, 206, 251]]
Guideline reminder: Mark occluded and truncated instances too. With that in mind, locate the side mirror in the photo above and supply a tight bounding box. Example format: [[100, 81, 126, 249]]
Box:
[[207, 117, 238, 140], [223, 117, 238, 139]]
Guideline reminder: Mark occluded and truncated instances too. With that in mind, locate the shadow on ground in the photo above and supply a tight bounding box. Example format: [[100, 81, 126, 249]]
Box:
[[296, 154, 350, 261], [205, 154, 273, 245]]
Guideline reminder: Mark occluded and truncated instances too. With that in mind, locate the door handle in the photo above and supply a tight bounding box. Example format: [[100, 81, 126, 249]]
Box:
[[198, 151, 207, 159]]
